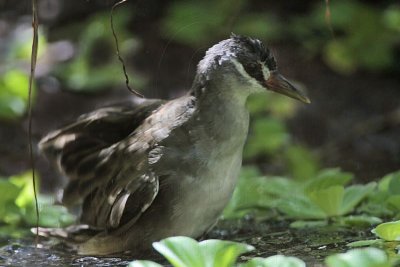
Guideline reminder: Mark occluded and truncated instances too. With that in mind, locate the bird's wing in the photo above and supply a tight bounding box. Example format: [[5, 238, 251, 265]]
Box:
[[39, 96, 196, 229]]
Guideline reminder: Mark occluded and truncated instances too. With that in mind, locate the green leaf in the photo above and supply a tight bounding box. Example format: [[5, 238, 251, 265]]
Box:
[[0, 70, 34, 119], [386, 195, 400, 210], [129, 260, 163, 267], [340, 183, 376, 215], [307, 185, 344, 216], [152, 237, 254, 267], [200, 239, 254, 267], [372, 221, 400, 241], [224, 175, 299, 218], [277, 195, 326, 219], [22, 195, 75, 228], [9, 171, 37, 209], [0, 179, 21, 220], [153, 236, 204, 267], [386, 171, 400, 195], [240, 255, 305, 267], [325, 248, 390, 267], [305, 168, 353, 192]]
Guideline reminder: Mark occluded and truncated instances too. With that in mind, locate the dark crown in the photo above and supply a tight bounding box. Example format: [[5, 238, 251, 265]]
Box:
[[230, 33, 277, 71]]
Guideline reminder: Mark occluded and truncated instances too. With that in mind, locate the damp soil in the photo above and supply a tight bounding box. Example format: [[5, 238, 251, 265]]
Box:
[[0, 219, 375, 267]]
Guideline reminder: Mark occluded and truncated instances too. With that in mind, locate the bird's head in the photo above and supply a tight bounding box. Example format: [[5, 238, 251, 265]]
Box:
[[196, 34, 310, 104]]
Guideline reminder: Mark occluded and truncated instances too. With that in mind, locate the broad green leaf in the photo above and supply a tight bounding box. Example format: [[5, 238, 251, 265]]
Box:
[[386, 195, 400, 210], [372, 221, 400, 241], [224, 167, 299, 219], [0, 179, 21, 202], [200, 239, 254, 267], [225, 176, 298, 213], [277, 195, 326, 219], [129, 260, 163, 267], [153, 236, 204, 267], [386, 171, 400, 195], [378, 174, 392, 192], [340, 183, 376, 215], [307, 186, 344, 216], [358, 191, 394, 218], [0, 179, 21, 219], [9, 171, 37, 209], [305, 168, 353, 193], [153, 237, 254, 267], [325, 248, 390, 267], [240, 255, 305, 267]]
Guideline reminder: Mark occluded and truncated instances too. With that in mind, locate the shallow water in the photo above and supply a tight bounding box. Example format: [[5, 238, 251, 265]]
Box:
[[0, 219, 374, 267]]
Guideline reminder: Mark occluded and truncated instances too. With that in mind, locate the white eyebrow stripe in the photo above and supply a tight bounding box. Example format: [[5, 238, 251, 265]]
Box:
[[262, 64, 271, 80]]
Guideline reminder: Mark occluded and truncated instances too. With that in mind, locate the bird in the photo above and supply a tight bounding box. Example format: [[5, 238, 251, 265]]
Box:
[[38, 34, 310, 256]]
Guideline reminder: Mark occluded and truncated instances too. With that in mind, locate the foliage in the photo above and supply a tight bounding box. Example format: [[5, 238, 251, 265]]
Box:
[[358, 170, 400, 219], [0, 172, 75, 229], [243, 117, 289, 159], [163, 0, 400, 74], [325, 248, 391, 267], [129, 237, 395, 267], [0, 26, 44, 120], [162, 0, 281, 46], [224, 167, 376, 223], [130, 236, 254, 267], [372, 221, 400, 242], [290, 0, 400, 74], [57, 10, 146, 92], [347, 220, 400, 263], [244, 92, 312, 164], [223, 166, 296, 219], [130, 236, 309, 267]]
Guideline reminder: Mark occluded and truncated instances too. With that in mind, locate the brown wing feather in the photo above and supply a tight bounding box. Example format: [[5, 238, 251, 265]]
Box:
[[39, 96, 197, 230], [39, 99, 164, 229]]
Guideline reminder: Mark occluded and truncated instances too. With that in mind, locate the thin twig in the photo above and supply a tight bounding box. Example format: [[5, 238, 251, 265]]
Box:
[[110, 0, 144, 98], [29, 0, 40, 248], [324, 0, 335, 39]]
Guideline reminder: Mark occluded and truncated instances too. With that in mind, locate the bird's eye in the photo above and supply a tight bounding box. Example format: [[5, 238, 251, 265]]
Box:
[[243, 63, 264, 82]]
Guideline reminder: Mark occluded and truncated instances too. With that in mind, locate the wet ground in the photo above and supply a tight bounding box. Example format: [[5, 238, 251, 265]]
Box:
[[0, 219, 375, 267]]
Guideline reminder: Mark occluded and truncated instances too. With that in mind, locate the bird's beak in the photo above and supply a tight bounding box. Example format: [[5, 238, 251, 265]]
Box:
[[265, 71, 311, 104]]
